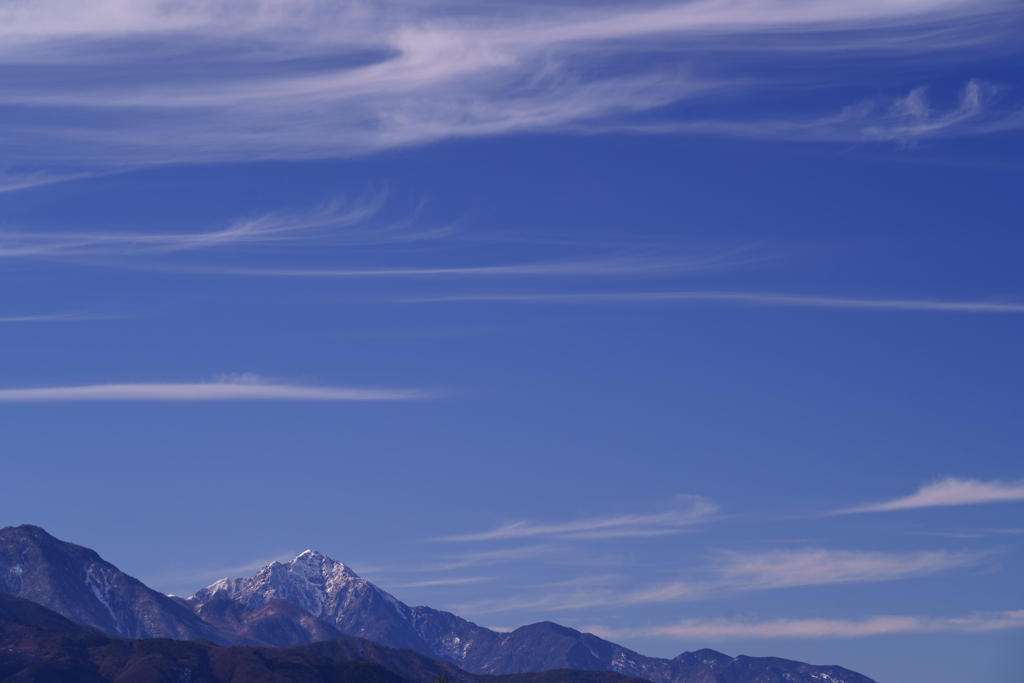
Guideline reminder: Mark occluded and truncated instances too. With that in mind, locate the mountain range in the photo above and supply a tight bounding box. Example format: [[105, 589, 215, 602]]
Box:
[[0, 525, 878, 683], [0, 590, 650, 683]]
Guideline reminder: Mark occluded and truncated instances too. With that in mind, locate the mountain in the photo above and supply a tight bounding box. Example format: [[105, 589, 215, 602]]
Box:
[[0, 524, 228, 643], [188, 551, 877, 683], [188, 549, 495, 657], [0, 591, 651, 683], [0, 526, 877, 683]]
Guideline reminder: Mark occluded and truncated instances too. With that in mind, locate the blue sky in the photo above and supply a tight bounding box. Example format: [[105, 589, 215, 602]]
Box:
[[1, 1, 1023, 682]]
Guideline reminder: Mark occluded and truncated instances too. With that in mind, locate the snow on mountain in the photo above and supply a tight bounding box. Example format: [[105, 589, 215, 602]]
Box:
[[189, 549, 440, 652], [190, 550, 405, 625], [193, 550, 363, 617]]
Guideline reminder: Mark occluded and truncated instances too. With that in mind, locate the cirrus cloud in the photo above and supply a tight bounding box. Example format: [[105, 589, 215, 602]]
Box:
[[839, 477, 1024, 513], [0, 0, 1018, 167], [590, 610, 1024, 640], [710, 548, 982, 592], [0, 376, 431, 402], [402, 290, 1024, 313], [452, 547, 982, 615], [434, 495, 719, 541]]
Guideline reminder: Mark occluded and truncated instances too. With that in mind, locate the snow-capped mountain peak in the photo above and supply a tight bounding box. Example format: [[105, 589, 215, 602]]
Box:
[[191, 550, 387, 623], [288, 550, 360, 581]]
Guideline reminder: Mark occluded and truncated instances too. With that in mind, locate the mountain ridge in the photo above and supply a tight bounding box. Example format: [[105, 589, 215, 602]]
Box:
[[183, 542, 876, 683], [0, 525, 878, 683], [0, 590, 651, 683], [0, 524, 228, 643]]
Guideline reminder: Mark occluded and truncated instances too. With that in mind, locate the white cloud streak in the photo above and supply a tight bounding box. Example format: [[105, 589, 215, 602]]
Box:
[[0, 170, 106, 194], [393, 576, 496, 588], [0, 198, 387, 259], [840, 477, 1024, 513], [144, 553, 298, 593], [404, 290, 1024, 313], [0, 376, 430, 402], [0, 311, 117, 322], [709, 548, 980, 592], [591, 610, 1024, 640], [610, 80, 1024, 144], [167, 252, 746, 279], [435, 495, 719, 541], [455, 547, 981, 614], [0, 198, 758, 281], [420, 545, 568, 572], [0, 0, 1016, 166]]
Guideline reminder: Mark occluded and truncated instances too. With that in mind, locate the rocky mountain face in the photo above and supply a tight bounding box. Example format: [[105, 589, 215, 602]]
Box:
[[0, 525, 227, 643], [0, 525, 878, 683], [186, 550, 877, 683]]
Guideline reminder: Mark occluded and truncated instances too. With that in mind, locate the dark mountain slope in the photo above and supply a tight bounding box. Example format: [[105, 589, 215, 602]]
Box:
[[0, 591, 98, 634], [462, 621, 612, 673], [296, 636, 481, 683], [484, 672, 665, 683], [0, 597, 651, 683], [196, 596, 348, 647], [0, 525, 227, 643], [452, 622, 877, 683]]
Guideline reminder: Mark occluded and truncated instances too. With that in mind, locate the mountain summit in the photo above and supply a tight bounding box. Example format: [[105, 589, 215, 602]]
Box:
[[189, 549, 476, 656], [193, 550, 365, 618]]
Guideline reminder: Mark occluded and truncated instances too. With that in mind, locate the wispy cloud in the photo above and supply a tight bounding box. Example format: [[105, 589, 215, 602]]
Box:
[[0, 0, 1016, 166], [416, 545, 587, 573], [167, 251, 749, 279], [617, 80, 1024, 144], [0, 196, 762, 283], [0, 311, 119, 322], [0, 170, 106, 194], [709, 548, 981, 592], [435, 495, 719, 541], [590, 610, 1024, 640], [353, 551, 561, 585], [0, 374, 430, 402], [404, 290, 1024, 313], [144, 552, 298, 594], [595, 548, 980, 607], [455, 547, 981, 615], [392, 576, 497, 588], [839, 477, 1024, 513], [854, 80, 1020, 144], [915, 528, 1024, 539], [0, 197, 388, 259]]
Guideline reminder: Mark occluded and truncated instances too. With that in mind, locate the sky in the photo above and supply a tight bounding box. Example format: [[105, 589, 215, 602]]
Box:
[[0, 1, 1023, 682]]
